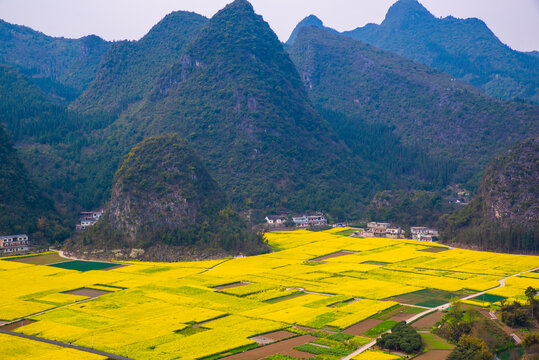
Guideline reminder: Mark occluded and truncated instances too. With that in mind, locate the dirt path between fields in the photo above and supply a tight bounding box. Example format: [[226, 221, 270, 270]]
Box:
[[341, 266, 539, 360]]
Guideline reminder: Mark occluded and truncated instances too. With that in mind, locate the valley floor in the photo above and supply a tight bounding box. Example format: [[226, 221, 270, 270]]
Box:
[[1, 229, 538, 359]]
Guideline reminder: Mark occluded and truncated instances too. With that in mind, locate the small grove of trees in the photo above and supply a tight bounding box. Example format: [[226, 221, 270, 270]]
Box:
[[376, 321, 422, 354], [522, 332, 539, 357], [447, 335, 494, 360], [501, 286, 538, 328], [436, 300, 476, 342]]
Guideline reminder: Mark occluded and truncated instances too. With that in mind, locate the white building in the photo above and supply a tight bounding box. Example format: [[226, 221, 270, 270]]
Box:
[[292, 216, 309, 228], [1, 234, 30, 255], [265, 215, 288, 226], [411, 227, 439, 242], [76, 210, 104, 230]]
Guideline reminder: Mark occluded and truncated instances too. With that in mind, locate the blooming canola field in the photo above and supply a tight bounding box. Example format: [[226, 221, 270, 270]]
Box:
[[1, 229, 538, 359]]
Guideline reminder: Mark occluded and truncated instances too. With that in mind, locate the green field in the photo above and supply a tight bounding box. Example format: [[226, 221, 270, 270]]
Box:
[[364, 320, 399, 336], [48, 260, 119, 271], [420, 333, 454, 350]]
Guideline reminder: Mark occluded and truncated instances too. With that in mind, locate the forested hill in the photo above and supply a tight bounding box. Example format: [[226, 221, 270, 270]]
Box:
[[68, 134, 267, 261], [71, 11, 207, 114], [0, 125, 68, 242], [288, 25, 539, 188], [341, 0, 539, 103], [75, 0, 370, 218], [0, 19, 109, 100], [441, 137, 539, 253]]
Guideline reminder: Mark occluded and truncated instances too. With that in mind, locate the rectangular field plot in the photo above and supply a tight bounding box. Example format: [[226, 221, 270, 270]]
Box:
[[388, 288, 467, 307], [4, 252, 69, 265], [48, 260, 120, 271]]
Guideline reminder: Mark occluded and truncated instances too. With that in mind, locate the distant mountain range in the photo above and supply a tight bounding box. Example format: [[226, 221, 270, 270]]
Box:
[[0, 0, 537, 253], [289, 0, 539, 104]]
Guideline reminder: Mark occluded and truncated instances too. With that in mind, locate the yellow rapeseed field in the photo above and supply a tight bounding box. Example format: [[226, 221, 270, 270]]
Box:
[[1, 228, 537, 359]]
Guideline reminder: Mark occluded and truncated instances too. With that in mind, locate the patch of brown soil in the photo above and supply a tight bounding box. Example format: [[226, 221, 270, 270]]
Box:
[[7, 253, 68, 265], [249, 330, 296, 345], [214, 281, 253, 290], [389, 312, 416, 322], [310, 251, 356, 262], [343, 319, 383, 336], [412, 311, 444, 330], [63, 288, 111, 298], [420, 247, 449, 253], [0, 319, 36, 331], [223, 335, 316, 359]]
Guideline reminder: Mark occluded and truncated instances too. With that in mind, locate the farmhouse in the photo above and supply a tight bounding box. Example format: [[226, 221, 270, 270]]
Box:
[[1, 234, 30, 255], [76, 210, 104, 230], [292, 213, 327, 227], [264, 215, 288, 226], [411, 227, 439, 242]]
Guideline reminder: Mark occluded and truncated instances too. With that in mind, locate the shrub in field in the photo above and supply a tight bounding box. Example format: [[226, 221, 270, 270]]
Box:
[[376, 321, 421, 353]]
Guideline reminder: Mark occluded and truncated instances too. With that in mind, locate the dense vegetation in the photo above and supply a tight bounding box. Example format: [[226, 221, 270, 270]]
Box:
[[68, 134, 267, 260], [376, 321, 422, 353], [437, 302, 510, 358], [288, 25, 539, 190], [342, 0, 539, 104], [500, 287, 538, 328], [0, 125, 68, 242], [0, 20, 109, 100], [72, 11, 207, 114], [441, 137, 539, 253]]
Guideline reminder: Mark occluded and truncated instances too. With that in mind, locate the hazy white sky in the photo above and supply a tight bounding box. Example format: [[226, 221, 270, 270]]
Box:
[[0, 0, 538, 52]]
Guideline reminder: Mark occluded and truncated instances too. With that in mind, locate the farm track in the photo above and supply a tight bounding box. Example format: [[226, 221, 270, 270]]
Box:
[[0, 329, 133, 360], [341, 266, 539, 360]]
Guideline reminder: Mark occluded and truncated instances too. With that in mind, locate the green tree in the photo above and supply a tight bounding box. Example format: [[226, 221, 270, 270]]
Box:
[[447, 335, 494, 360]]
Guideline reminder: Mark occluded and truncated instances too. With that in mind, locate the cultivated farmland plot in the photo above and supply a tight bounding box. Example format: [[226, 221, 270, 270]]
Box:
[[0, 229, 537, 359]]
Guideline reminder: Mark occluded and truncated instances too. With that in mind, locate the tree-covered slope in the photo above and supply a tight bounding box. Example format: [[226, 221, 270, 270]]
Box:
[[441, 136, 539, 253], [77, 0, 367, 218], [72, 11, 207, 114], [342, 0, 539, 103], [68, 134, 267, 260], [0, 19, 110, 100], [0, 125, 67, 242], [288, 26, 539, 186]]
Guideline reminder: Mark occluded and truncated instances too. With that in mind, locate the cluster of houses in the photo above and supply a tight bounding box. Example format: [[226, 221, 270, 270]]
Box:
[[265, 213, 328, 228], [265, 214, 439, 242], [75, 210, 104, 231], [354, 222, 404, 239], [0, 234, 30, 255]]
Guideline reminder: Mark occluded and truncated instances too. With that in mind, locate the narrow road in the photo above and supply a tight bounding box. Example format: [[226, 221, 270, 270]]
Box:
[[341, 266, 539, 360], [0, 329, 133, 360]]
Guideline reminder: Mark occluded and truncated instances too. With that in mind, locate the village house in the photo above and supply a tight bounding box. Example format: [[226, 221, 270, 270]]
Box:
[[307, 213, 327, 226], [367, 222, 392, 236], [76, 210, 104, 230], [385, 227, 404, 239], [291, 213, 327, 228], [292, 215, 309, 228], [0, 234, 30, 255], [411, 227, 439, 242], [264, 215, 288, 227]]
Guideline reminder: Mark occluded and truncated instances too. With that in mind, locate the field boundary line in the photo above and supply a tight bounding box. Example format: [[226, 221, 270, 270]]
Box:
[[0, 329, 133, 360]]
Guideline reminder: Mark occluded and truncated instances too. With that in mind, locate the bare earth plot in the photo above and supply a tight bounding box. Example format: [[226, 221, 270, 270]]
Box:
[[223, 335, 316, 359], [343, 319, 383, 336], [412, 311, 444, 330], [63, 288, 112, 298], [5, 252, 69, 265], [414, 350, 452, 360], [250, 330, 296, 345]]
